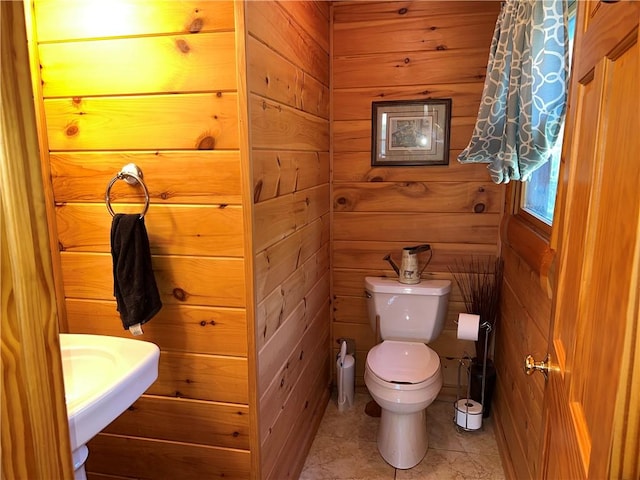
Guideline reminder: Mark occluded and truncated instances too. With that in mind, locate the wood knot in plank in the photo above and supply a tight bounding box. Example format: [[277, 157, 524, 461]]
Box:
[[175, 38, 191, 54], [189, 18, 203, 33], [65, 124, 79, 137], [368, 175, 384, 182], [196, 135, 215, 150], [397, 182, 429, 197], [436, 45, 447, 51], [474, 203, 486, 213], [334, 196, 350, 210], [398, 7, 408, 14], [172, 287, 187, 301]]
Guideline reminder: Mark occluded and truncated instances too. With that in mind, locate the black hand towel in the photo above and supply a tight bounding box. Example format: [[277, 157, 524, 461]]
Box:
[[110, 213, 162, 330]]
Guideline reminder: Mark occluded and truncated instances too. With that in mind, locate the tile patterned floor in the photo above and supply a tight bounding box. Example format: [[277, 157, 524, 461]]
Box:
[[300, 392, 505, 480]]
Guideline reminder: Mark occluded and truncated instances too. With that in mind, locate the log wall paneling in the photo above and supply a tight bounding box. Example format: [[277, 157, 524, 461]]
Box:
[[34, 1, 235, 41], [259, 305, 331, 442], [65, 300, 248, 357], [39, 33, 237, 97], [50, 151, 243, 205], [56, 204, 244, 256], [332, 1, 501, 23], [27, 1, 253, 478], [333, 150, 494, 183], [333, 84, 485, 121], [333, 12, 501, 56], [491, 221, 554, 480], [247, 2, 331, 479], [246, 37, 330, 120], [44, 94, 240, 151], [60, 253, 246, 308], [86, 434, 250, 480], [252, 151, 330, 203], [331, 1, 503, 390], [103, 396, 250, 450], [246, 1, 330, 86]]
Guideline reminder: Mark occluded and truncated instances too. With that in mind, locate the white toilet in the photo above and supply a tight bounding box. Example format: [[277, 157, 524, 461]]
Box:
[[364, 276, 451, 469]]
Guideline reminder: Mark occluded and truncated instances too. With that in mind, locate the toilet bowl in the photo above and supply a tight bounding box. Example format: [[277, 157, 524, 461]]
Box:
[[365, 340, 443, 469], [363, 276, 450, 469]]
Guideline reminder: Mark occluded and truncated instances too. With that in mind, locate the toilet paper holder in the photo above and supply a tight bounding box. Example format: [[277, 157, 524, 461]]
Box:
[[453, 321, 492, 432]]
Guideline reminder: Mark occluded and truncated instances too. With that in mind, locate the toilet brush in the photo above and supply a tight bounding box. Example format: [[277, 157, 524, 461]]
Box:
[[338, 341, 347, 408]]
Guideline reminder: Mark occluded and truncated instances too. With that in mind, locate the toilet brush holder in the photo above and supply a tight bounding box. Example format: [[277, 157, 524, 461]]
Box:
[[336, 353, 355, 412]]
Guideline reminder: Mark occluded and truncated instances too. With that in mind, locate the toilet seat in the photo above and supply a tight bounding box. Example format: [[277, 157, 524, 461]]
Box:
[[366, 340, 440, 385]]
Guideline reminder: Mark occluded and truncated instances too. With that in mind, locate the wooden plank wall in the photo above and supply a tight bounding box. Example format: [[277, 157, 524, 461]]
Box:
[[331, 1, 504, 395], [493, 215, 553, 480], [28, 2, 252, 479], [245, 2, 332, 479]]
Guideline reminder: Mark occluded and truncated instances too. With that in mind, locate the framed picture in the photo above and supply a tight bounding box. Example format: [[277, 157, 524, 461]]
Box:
[[371, 99, 452, 166]]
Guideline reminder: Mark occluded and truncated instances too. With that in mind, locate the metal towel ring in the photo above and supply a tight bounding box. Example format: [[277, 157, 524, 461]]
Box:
[[105, 163, 150, 218]]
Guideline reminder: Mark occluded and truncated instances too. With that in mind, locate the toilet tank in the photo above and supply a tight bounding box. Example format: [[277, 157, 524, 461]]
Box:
[[365, 277, 451, 343]]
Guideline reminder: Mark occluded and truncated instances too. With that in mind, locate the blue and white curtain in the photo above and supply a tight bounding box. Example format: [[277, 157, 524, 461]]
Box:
[[458, 0, 570, 184]]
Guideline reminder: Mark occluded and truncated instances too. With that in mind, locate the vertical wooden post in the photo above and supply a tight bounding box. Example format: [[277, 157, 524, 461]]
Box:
[[0, 1, 74, 479]]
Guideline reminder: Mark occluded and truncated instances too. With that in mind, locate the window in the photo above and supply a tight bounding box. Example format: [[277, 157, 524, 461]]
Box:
[[520, 7, 577, 228]]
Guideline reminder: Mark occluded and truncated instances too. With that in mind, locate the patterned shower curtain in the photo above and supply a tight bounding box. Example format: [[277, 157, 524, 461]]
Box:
[[458, 0, 569, 184]]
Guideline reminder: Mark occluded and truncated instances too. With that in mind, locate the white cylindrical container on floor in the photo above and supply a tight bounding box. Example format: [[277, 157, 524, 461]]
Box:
[[455, 398, 483, 430], [337, 354, 355, 412]]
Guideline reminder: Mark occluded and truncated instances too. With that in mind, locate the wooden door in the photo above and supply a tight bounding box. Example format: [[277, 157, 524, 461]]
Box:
[[541, 1, 640, 478]]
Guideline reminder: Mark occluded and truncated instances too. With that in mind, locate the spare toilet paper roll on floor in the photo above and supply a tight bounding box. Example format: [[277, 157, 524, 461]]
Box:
[[457, 313, 481, 341], [455, 398, 483, 430]]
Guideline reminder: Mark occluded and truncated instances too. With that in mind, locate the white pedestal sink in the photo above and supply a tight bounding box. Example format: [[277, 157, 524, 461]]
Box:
[[60, 334, 160, 480]]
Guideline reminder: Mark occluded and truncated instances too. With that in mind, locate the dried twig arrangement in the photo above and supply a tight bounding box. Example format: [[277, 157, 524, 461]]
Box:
[[450, 256, 504, 361]]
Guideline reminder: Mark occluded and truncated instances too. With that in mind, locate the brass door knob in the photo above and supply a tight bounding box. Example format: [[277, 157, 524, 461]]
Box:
[[524, 354, 549, 379]]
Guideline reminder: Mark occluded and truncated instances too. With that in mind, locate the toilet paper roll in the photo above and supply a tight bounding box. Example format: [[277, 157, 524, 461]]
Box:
[[455, 398, 483, 430], [457, 313, 480, 341]]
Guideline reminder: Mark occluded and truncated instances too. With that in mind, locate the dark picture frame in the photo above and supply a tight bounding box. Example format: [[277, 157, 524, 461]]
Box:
[[371, 99, 452, 166]]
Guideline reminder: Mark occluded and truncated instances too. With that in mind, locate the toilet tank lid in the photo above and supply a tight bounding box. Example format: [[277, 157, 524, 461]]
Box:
[[365, 277, 451, 295]]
